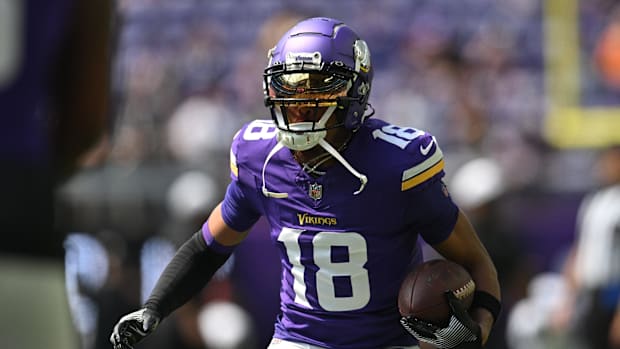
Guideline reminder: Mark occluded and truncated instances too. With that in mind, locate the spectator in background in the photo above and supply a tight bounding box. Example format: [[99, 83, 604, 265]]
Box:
[[550, 145, 620, 349], [595, 5, 620, 91], [0, 1, 115, 348]]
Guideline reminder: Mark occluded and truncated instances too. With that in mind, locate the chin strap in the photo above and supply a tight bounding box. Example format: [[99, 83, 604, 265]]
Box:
[[261, 136, 368, 199], [318, 138, 367, 195], [261, 141, 289, 198]]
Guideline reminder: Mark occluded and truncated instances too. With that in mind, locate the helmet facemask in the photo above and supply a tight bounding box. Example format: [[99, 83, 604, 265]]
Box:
[[266, 71, 350, 151]]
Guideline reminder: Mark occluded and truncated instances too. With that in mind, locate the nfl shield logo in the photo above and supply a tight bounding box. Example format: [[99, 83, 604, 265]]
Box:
[[309, 183, 323, 200]]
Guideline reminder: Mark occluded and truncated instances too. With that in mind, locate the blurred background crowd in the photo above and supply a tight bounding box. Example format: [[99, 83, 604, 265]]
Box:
[[4, 0, 620, 348]]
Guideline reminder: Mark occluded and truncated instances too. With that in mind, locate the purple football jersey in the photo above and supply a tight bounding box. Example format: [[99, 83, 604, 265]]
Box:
[[222, 118, 459, 349]]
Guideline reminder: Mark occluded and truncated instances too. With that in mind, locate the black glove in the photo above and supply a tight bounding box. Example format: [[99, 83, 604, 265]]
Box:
[[110, 308, 161, 349], [400, 291, 482, 349]]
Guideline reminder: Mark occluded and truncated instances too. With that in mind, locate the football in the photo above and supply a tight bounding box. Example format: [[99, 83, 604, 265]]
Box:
[[398, 259, 475, 327]]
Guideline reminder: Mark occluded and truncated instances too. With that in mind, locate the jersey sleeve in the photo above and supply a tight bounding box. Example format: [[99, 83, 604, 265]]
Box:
[[220, 181, 261, 232], [400, 132, 445, 192], [219, 124, 264, 232], [397, 130, 458, 244], [406, 178, 459, 245]]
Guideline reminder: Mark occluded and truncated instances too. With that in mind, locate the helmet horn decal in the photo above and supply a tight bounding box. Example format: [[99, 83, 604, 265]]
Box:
[[354, 40, 371, 74]]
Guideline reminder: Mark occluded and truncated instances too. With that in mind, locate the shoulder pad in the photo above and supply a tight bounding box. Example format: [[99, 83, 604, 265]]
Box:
[[400, 132, 444, 191], [364, 120, 444, 191], [230, 119, 278, 180]]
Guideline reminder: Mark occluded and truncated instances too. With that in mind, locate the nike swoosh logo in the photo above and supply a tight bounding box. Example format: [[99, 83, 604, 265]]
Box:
[[419, 137, 435, 156]]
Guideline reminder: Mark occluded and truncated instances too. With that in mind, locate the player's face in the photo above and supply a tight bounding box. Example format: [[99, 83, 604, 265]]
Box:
[[286, 90, 347, 138], [268, 73, 351, 162], [268, 87, 346, 126], [284, 104, 329, 124]]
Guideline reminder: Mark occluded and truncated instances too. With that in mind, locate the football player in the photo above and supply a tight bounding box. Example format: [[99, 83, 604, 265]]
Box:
[[111, 17, 501, 349]]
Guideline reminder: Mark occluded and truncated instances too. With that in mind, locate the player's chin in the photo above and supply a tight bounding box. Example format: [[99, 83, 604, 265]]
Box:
[[294, 147, 324, 162]]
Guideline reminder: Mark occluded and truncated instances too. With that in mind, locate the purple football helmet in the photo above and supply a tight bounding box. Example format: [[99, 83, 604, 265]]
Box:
[[263, 17, 373, 140]]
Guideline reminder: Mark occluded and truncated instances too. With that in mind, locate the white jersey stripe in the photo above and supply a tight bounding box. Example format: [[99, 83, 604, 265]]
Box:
[[401, 146, 443, 181]]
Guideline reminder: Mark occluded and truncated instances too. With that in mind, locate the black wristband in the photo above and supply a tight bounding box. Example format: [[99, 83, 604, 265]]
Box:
[[471, 291, 501, 324]]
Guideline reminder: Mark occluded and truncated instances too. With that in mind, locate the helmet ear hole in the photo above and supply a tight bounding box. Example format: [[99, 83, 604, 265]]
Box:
[[334, 106, 347, 124], [344, 103, 362, 129]]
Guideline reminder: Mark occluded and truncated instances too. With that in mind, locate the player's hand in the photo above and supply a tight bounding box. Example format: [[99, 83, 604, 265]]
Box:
[[400, 291, 482, 349], [110, 308, 160, 349]]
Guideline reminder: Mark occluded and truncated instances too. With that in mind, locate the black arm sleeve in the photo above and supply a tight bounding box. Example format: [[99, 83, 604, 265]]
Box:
[[143, 230, 231, 318]]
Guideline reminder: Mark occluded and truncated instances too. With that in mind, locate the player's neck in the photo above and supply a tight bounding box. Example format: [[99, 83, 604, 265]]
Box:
[[293, 132, 352, 176]]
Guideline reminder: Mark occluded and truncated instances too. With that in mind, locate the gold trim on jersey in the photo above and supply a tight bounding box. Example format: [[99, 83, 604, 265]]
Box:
[[230, 149, 238, 178], [401, 146, 444, 191]]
